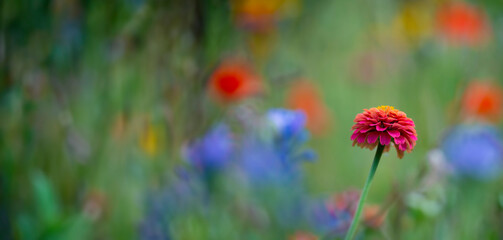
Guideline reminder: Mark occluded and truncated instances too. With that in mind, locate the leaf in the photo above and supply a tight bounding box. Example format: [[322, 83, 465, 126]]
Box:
[[31, 171, 61, 226]]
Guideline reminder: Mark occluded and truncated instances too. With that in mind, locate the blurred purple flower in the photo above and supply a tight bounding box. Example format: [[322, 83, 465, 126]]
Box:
[[441, 124, 503, 180], [185, 124, 234, 173]]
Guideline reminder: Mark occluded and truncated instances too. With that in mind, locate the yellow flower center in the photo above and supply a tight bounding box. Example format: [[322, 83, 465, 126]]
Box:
[[377, 105, 395, 111]]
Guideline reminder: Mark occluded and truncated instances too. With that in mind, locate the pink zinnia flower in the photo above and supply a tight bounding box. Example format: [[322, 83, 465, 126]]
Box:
[[351, 106, 417, 158]]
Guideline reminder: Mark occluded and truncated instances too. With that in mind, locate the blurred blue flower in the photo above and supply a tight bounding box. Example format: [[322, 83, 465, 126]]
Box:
[[239, 109, 316, 186], [232, 109, 317, 228], [441, 124, 503, 180], [139, 188, 172, 240], [267, 109, 307, 140], [266, 109, 317, 163], [139, 219, 171, 240], [239, 136, 307, 228], [185, 124, 234, 173], [139, 168, 203, 240], [240, 136, 299, 186]]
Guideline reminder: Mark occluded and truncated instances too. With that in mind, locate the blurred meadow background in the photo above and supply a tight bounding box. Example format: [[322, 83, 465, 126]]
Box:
[[2, 0, 503, 239]]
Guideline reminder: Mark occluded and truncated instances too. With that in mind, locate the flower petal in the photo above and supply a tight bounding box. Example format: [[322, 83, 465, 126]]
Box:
[[394, 144, 404, 159], [409, 134, 418, 141], [387, 130, 400, 138], [367, 131, 379, 144], [398, 143, 407, 151], [360, 127, 373, 133], [394, 136, 406, 144], [350, 130, 360, 141], [379, 133, 391, 145], [376, 124, 387, 131], [357, 134, 366, 144]]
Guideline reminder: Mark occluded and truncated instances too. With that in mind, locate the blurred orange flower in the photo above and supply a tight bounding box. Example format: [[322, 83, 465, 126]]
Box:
[[112, 113, 126, 139], [363, 204, 385, 229], [462, 81, 503, 123], [209, 59, 263, 103], [289, 231, 318, 240], [435, 2, 491, 46], [83, 190, 107, 221], [286, 80, 331, 135], [231, 0, 300, 32], [324, 190, 385, 232]]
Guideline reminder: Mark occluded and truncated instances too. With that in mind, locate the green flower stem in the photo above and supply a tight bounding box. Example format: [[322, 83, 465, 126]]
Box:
[[344, 144, 385, 240]]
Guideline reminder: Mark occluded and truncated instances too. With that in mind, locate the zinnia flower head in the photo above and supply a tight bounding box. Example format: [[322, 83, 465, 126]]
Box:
[[208, 59, 263, 103], [461, 81, 503, 123], [441, 124, 503, 180], [351, 106, 417, 158]]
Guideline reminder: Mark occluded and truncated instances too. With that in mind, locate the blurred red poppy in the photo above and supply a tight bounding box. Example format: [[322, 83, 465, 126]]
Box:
[[462, 81, 503, 123], [209, 59, 263, 103], [435, 2, 491, 46], [286, 80, 331, 135]]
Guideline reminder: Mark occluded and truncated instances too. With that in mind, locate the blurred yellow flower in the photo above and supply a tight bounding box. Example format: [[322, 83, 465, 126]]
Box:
[[391, 2, 434, 48], [139, 123, 160, 157]]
